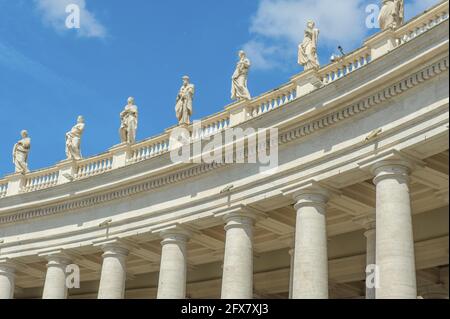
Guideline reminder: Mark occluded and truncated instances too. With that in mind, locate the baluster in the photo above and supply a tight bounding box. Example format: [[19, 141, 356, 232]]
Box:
[[148, 145, 154, 156], [142, 147, 147, 159], [270, 98, 275, 110]]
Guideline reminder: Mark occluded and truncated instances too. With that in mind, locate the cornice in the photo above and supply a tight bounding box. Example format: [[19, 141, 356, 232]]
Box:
[[0, 55, 448, 226], [277, 56, 449, 145]]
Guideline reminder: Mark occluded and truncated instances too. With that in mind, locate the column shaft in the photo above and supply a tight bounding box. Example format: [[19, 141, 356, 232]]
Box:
[[288, 249, 294, 299], [157, 231, 190, 299], [42, 255, 71, 299], [373, 161, 417, 299], [97, 244, 129, 299], [0, 261, 15, 299], [364, 228, 376, 299], [292, 188, 329, 299], [221, 213, 255, 299]]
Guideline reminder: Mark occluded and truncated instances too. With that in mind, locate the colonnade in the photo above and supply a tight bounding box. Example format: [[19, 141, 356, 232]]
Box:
[[0, 160, 418, 299]]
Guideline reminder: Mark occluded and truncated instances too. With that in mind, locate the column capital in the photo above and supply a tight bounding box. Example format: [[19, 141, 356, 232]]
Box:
[[293, 186, 330, 211], [371, 159, 413, 185], [358, 150, 423, 179], [217, 205, 266, 227], [223, 207, 265, 232], [352, 212, 376, 231], [363, 228, 376, 240], [0, 258, 16, 274], [159, 227, 192, 246], [93, 239, 130, 257], [38, 250, 72, 266]]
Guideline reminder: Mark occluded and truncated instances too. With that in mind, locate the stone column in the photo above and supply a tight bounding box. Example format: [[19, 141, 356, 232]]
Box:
[[221, 211, 257, 299], [0, 259, 15, 299], [364, 226, 376, 299], [157, 229, 191, 299], [354, 214, 376, 299], [288, 248, 295, 299], [97, 242, 129, 299], [372, 160, 417, 299], [42, 254, 71, 299], [292, 187, 330, 299]]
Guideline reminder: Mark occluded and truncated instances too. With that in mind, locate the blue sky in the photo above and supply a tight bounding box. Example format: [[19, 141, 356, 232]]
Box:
[[0, 0, 440, 177]]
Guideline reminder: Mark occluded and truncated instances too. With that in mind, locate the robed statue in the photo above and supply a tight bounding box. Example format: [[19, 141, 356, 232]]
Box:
[[66, 115, 85, 160], [298, 20, 320, 71], [231, 50, 252, 101], [13, 130, 31, 174], [175, 76, 195, 125], [378, 0, 404, 30], [120, 97, 138, 144]]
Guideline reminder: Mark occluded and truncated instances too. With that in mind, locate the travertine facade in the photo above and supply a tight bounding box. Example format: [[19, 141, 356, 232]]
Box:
[[0, 1, 448, 300]]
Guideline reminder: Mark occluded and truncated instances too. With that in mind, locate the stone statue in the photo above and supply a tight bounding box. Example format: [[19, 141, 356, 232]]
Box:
[[175, 76, 195, 125], [298, 20, 320, 71], [231, 50, 252, 101], [66, 115, 85, 160], [120, 97, 138, 144], [378, 0, 404, 30], [13, 130, 31, 174]]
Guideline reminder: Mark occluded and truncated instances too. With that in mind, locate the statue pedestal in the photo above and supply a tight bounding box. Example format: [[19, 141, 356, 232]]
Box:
[[365, 29, 398, 60], [5, 173, 26, 196], [167, 124, 191, 152], [56, 159, 78, 184], [109, 143, 132, 169], [226, 100, 250, 126], [291, 69, 323, 98]]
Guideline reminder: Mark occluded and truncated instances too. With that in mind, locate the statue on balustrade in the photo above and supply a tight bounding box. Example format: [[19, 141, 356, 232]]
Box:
[[66, 115, 85, 160], [13, 130, 31, 174], [298, 20, 320, 71], [120, 97, 138, 144], [175, 76, 195, 125], [378, 0, 404, 30], [231, 50, 252, 101]]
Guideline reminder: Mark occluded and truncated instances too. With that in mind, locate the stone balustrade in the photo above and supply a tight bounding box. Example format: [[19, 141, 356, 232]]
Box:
[[21, 169, 60, 193], [127, 134, 170, 164], [0, 180, 7, 198], [319, 47, 371, 85], [75, 154, 113, 179], [0, 0, 447, 199], [395, 3, 449, 47], [192, 111, 231, 140], [246, 82, 297, 119]]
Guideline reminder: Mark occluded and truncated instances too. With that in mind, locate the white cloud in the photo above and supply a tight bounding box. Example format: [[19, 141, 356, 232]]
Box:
[[244, 0, 442, 71], [250, 0, 368, 48], [242, 40, 283, 71], [245, 0, 368, 70], [34, 0, 106, 38]]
